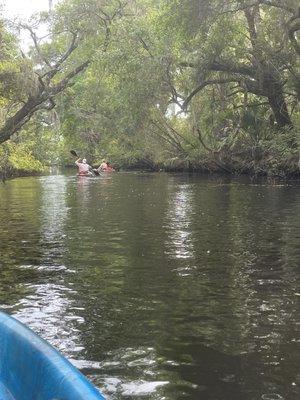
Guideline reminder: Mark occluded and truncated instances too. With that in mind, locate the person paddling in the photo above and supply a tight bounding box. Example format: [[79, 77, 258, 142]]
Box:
[[97, 159, 115, 172], [106, 162, 115, 172], [75, 158, 93, 176], [98, 159, 108, 172]]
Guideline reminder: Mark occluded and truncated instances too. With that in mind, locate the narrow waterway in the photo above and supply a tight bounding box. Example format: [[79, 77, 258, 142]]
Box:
[[0, 172, 299, 400]]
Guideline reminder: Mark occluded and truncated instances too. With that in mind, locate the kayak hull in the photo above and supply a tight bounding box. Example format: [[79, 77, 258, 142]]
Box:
[[77, 172, 94, 177], [0, 312, 105, 400]]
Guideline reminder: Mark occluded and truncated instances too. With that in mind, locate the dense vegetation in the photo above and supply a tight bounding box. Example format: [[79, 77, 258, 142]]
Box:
[[0, 0, 299, 178]]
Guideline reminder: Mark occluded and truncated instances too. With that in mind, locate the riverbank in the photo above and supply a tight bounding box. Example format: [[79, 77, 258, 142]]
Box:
[[123, 153, 300, 178], [2, 161, 299, 183], [0, 168, 43, 183], [2, 145, 299, 182]]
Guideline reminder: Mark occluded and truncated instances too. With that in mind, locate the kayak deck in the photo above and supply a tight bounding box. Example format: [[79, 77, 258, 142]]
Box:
[[0, 382, 14, 400], [0, 312, 105, 400]]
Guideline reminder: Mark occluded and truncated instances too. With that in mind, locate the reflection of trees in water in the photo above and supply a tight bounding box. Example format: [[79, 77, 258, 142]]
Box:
[[0, 178, 42, 306], [224, 185, 299, 398], [165, 183, 195, 261], [39, 175, 69, 262], [159, 182, 299, 399], [2, 175, 298, 399], [64, 174, 178, 397], [168, 183, 299, 399], [63, 176, 299, 399], [12, 176, 85, 358], [14, 281, 84, 354]]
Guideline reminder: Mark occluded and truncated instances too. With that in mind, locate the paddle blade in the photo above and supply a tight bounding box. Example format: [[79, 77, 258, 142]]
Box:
[[70, 150, 78, 157]]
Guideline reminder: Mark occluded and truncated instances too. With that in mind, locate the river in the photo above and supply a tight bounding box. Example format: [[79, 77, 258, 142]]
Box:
[[0, 172, 299, 400]]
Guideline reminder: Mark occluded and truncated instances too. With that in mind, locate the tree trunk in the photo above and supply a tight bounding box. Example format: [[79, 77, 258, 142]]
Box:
[[266, 80, 292, 128], [244, 6, 293, 129], [0, 97, 42, 144]]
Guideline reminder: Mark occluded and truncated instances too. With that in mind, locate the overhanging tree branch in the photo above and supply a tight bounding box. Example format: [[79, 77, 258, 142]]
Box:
[[183, 78, 238, 110], [209, 61, 256, 78], [43, 31, 80, 81], [219, 1, 296, 15], [0, 3, 121, 146], [0, 73, 88, 144], [49, 61, 90, 96], [23, 25, 52, 68], [0, 53, 90, 144], [258, 1, 296, 14], [288, 17, 300, 56]]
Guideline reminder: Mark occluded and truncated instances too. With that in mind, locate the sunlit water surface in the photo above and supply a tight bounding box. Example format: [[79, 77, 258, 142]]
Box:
[[0, 172, 299, 400]]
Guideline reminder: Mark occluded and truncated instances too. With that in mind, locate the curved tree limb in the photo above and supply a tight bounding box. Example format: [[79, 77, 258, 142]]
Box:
[[0, 0, 122, 146], [43, 31, 80, 81], [0, 60, 90, 145], [288, 17, 300, 56], [23, 25, 52, 68], [49, 61, 90, 96], [258, 1, 296, 14], [182, 78, 238, 110]]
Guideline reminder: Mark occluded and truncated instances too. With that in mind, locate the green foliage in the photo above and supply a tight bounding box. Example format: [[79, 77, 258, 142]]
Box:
[[7, 142, 45, 172], [0, 141, 46, 177], [0, 0, 299, 176]]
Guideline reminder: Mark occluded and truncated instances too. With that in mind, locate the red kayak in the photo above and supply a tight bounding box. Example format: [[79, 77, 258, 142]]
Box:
[[102, 167, 115, 172], [77, 172, 93, 177]]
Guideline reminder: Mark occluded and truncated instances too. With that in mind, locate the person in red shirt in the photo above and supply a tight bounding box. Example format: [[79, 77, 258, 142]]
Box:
[[105, 162, 115, 172], [97, 160, 115, 172]]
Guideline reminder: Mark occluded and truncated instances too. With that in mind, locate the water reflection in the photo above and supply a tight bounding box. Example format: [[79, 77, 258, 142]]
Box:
[[0, 174, 299, 400], [92, 347, 169, 398], [14, 282, 83, 354], [165, 183, 195, 263], [39, 175, 69, 263], [11, 176, 85, 358]]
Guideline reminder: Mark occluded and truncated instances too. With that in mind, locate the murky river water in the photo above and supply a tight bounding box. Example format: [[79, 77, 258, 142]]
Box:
[[0, 172, 299, 400]]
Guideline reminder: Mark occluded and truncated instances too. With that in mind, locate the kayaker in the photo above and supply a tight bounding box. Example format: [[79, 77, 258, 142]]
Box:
[[106, 162, 115, 172], [97, 160, 115, 172], [75, 158, 93, 176], [98, 159, 108, 171]]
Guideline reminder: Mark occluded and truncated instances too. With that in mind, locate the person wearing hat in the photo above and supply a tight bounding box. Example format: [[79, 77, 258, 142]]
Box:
[[75, 158, 93, 176]]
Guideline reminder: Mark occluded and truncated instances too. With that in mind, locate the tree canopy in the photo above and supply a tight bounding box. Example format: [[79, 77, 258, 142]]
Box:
[[0, 0, 299, 176]]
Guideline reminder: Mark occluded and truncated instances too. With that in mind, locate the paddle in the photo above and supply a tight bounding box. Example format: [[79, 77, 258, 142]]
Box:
[[70, 150, 99, 175], [70, 149, 79, 157]]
